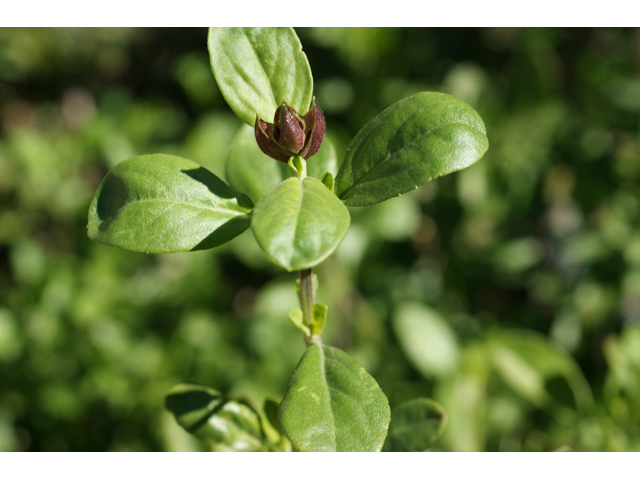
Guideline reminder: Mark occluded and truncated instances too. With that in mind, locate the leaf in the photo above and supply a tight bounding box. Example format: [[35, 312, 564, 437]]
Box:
[[164, 383, 266, 452], [334, 92, 489, 206], [208, 27, 313, 127], [278, 344, 390, 452], [393, 302, 460, 378], [225, 124, 290, 203], [383, 398, 448, 452], [251, 177, 350, 271], [288, 307, 310, 336], [488, 330, 593, 411], [88, 154, 253, 254], [307, 135, 338, 180]]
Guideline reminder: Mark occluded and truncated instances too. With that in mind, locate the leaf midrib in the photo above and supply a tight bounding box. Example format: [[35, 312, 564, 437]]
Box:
[[108, 197, 248, 218]]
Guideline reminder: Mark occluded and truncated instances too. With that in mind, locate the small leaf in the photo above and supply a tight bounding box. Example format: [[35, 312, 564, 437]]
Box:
[[382, 398, 448, 452], [88, 154, 253, 253], [335, 92, 489, 206], [208, 27, 313, 127], [288, 307, 310, 336], [164, 383, 266, 452], [311, 303, 327, 335], [320, 172, 335, 193], [251, 177, 350, 271], [225, 125, 290, 203], [393, 302, 460, 378], [278, 344, 390, 452]]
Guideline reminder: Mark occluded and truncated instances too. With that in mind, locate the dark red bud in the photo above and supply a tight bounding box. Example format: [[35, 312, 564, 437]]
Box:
[[255, 116, 291, 163], [276, 103, 306, 154], [299, 99, 325, 160], [254, 100, 326, 163]]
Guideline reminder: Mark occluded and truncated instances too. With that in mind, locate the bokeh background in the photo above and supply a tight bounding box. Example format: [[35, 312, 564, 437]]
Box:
[[1, 27, 640, 452]]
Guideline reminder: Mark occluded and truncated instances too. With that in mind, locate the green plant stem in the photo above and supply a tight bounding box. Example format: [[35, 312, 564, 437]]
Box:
[[299, 268, 320, 345]]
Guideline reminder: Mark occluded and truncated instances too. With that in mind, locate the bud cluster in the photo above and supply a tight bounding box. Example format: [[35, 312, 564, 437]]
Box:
[[254, 99, 325, 163]]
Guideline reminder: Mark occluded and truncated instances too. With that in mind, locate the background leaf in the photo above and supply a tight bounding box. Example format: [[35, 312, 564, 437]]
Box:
[[251, 177, 350, 271], [208, 27, 314, 126], [278, 344, 390, 452], [164, 383, 266, 452], [487, 330, 593, 411], [88, 154, 253, 253], [393, 302, 460, 378], [383, 398, 448, 452], [334, 92, 488, 206]]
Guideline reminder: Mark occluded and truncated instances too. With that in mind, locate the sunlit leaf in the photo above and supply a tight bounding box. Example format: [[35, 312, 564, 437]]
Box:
[[208, 27, 313, 126], [251, 177, 350, 271], [278, 344, 390, 451], [87, 154, 253, 253], [335, 92, 488, 206]]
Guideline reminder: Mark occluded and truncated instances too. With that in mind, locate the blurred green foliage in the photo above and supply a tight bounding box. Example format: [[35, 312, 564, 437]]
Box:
[[1, 27, 639, 452]]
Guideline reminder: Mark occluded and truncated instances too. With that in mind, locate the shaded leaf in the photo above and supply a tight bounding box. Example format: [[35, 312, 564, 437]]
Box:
[[88, 154, 253, 253], [164, 383, 266, 452], [278, 344, 390, 452], [335, 92, 488, 206], [208, 27, 313, 126], [383, 398, 448, 452], [225, 124, 290, 203], [488, 330, 593, 411], [251, 177, 350, 271]]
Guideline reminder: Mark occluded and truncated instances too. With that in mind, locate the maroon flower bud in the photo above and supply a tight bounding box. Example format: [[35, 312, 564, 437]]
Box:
[[254, 99, 325, 163]]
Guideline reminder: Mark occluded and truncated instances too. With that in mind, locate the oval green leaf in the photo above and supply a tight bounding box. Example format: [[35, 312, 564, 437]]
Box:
[[278, 344, 390, 452], [393, 302, 460, 378], [488, 330, 593, 411], [164, 382, 266, 452], [382, 398, 448, 452], [87, 154, 253, 253], [251, 177, 350, 271], [335, 92, 489, 206], [208, 27, 314, 126]]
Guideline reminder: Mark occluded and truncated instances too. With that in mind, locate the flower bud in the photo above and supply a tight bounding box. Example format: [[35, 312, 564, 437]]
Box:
[[254, 99, 325, 163]]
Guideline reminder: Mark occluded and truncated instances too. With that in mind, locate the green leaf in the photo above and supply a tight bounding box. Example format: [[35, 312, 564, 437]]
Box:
[[488, 330, 593, 411], [383, 398, 448, 452], [334, 92, 489, 206], [225, 124, 290, 203], [288, 307, 310, 336], [393, 302, 460, 378], [164, 383, 266, 452], [88, 154, 253, 254], [311, 303, 327, 335], [208, 27, 313, 127], [278, 344, 390, 452], [251, 177, 350, 271]]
